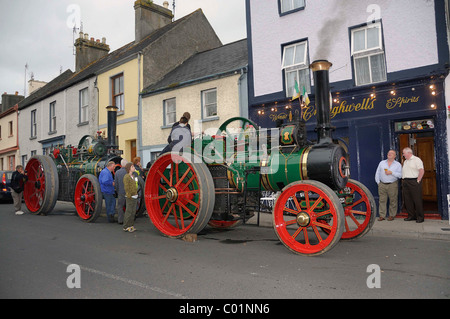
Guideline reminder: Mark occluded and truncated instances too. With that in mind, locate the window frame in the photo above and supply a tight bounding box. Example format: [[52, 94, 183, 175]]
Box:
[[350, 21, 387, 86], [30, 109, 37, 138], [163, 98, 177, 126], [79, 87, 89, 124], [281, 39, 311, 98], [111, 73, 124, 112], [279, 0, 306, 16], [202, 88, 218, 119], [49, 101, 56, 133], [8, 121, 13, 137]]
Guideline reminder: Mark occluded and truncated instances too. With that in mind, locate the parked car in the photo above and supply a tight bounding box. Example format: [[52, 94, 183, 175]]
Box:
[[0, 171, 13, 202]]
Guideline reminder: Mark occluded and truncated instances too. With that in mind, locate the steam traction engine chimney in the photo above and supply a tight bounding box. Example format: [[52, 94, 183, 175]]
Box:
[[305, 60, 349, 190], [106, 106, 118, 151], [311, 60, 334, 145]]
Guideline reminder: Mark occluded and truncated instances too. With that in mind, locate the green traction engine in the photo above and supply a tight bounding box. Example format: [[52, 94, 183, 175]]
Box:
[[144, 60, 377, 256], [23, 106, 145, 222]]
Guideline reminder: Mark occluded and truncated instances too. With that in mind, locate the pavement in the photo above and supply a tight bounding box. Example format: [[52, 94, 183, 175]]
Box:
[[251, 211, 450, 242]]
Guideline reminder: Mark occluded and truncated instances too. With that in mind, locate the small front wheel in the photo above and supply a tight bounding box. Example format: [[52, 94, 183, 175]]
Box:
[[273, 180, 344, 256], [74, 174, 103, 223]]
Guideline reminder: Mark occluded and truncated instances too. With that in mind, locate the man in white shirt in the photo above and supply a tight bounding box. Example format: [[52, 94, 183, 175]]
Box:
[[375, 150, 402, 221], [401, 147, 425, 223]]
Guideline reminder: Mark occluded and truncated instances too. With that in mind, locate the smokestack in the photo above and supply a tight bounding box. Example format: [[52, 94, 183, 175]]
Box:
[[310, 60, 334, 145], [106, 105, 118, 150]]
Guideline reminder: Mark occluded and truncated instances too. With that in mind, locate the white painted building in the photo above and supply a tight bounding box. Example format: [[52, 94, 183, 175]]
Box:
[[18, 71, 99, 163]]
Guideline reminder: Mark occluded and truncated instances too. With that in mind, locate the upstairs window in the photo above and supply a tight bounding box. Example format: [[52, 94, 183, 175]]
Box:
[[164, 98, 176, 126], [31, 110, 37, 138], [111, 73, 124, 112], [8, 121, 13, 137], [79, 88, 89, 123], [280, 0, 305, 15], [49, 101, 56, 133], [202, 89, 218, 118], [282, 40, 311, 98], [351, 22, 387, 86]]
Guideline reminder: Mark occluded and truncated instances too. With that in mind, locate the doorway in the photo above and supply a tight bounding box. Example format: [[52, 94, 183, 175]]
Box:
[[131, 140, 137, 161], [398, 131, 438, 216]]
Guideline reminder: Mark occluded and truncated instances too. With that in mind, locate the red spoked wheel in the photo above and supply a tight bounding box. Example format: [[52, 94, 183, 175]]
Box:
[[24, 155, 59, 215], [74, 174, 103, 223], [273, 180, 344, 256], [338, 179, 376, 240], [145, 152, 215, 238]]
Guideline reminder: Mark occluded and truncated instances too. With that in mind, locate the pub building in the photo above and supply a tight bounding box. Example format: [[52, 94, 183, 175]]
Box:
[[246, 0, 450, 220], [249, 76, 449, 220]]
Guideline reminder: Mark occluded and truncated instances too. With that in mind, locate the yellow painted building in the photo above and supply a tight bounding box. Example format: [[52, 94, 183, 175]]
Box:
[[95, 1, 222, 162], [97, 55, 143, 161]]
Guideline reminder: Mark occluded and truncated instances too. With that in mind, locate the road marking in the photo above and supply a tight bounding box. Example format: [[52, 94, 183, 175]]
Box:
[[60, 261, 187, 299]]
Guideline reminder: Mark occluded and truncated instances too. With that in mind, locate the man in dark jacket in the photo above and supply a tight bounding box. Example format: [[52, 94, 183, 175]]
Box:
[[114, 159, 128, 224], [10, 165, 28, 215], [160, 114, 192, 156], [99, 161, 116, 223]]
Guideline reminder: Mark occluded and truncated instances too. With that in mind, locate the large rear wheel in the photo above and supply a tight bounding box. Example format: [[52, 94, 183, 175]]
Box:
[[145, 152, 215, 238], [24, 155, 59, 215]]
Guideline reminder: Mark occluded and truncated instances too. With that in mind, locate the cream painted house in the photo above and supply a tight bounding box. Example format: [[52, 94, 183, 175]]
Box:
[[140, 39, 248, 164]]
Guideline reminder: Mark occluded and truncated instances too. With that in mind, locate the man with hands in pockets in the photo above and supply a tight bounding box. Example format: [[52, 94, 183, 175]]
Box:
[[375, 150, 402, 221]]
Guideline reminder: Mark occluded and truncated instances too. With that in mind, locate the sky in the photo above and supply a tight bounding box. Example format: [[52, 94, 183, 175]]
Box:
[[0, 0, 247, 97]]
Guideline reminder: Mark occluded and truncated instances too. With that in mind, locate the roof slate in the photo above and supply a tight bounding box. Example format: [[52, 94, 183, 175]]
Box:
[[142, 39, 248, 95]]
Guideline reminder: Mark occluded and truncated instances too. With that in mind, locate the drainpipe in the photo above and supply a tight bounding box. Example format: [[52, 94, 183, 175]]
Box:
[[137, 51, 143, 159], [238, 66, 248, 118]]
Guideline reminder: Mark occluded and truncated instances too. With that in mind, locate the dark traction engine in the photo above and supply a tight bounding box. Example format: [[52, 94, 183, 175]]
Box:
[[23, 106, 145, 222]]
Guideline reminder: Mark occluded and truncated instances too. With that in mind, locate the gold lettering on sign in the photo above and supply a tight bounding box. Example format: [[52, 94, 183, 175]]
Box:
[[269, 94, 421, 123], [269, 113, 289, 122], [386, 96, 420, 110], [330, 97, 376, 119], [302, 96, 377, 121]]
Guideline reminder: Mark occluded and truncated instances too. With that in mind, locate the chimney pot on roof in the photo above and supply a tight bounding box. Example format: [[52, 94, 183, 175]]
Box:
[[134, 0, 173, 42], [75, 31, 110, 72], [102, 37, 106, 44], [163, 1, 169, 9]]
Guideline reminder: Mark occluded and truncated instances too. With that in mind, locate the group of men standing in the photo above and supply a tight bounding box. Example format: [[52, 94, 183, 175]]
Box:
[[98, 157, 144, 232], [375, 148, 425, 223]]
